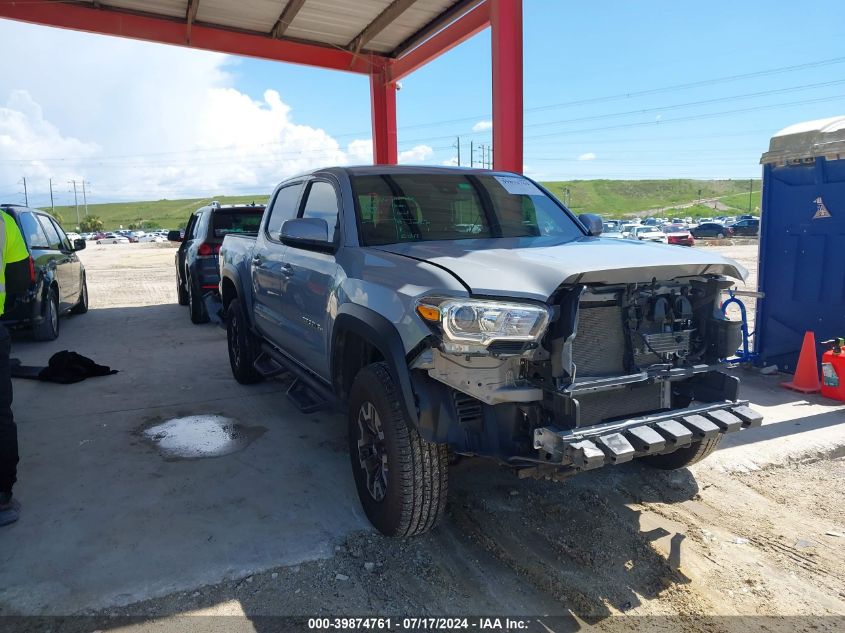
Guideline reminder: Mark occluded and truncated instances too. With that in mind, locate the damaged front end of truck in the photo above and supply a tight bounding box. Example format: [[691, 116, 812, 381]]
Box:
[[407, 264, 762, 479]]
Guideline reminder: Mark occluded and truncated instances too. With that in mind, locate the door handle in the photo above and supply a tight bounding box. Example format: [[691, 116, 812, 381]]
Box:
[[252, 255, 263, 265], [280, 264, 294, 277]]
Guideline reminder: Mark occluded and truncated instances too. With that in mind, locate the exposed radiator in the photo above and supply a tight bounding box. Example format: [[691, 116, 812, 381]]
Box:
[[572, 304, 626, 376]]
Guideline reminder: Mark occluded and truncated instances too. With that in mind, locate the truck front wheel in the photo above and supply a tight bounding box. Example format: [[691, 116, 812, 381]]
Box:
[[643, 435, 723, 470], [348, 362, 448, 537]]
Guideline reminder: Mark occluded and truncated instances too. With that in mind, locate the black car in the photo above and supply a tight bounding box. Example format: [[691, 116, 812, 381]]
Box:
[[0, 204, 88, 340], [690, 222, 733, 239], [169, 201, 265, 323], [729, 218, 760, 236]]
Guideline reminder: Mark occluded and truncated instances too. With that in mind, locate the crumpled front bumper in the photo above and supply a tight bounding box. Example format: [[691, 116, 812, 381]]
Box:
[[533, 400, 762, 472]]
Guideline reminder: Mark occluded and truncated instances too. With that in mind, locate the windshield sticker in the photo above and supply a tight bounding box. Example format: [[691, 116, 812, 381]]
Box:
[[493, 175, 543, 196]]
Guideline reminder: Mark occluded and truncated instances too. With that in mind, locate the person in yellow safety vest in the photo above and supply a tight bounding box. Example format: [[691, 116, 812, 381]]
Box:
[[0, 209, 31, 527]]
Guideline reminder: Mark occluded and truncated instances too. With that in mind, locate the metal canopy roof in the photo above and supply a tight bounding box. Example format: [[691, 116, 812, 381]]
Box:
[[761, 115, 845, 165], [52, 0, 481, 57], [0, 0, 523, 172]]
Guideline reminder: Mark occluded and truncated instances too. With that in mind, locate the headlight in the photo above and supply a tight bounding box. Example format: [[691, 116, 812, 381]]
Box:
[[417, 298, 551, 346]]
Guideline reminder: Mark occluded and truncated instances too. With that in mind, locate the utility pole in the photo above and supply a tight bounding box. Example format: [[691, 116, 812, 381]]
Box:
[[82, 181, 90, 217], [49, 178, 55, 213], [748, 178, 753, 213], [453, 136, 461, 166], [19, 177, 28, 206], [69, 180, 80, 226], [470, 140, 474, 168]]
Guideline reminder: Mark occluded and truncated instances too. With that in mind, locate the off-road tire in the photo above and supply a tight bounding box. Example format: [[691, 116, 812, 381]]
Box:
[[643, 435, 723, 470], [33, 288, 59, 341], [71, 276, 88, 314], [187, 274, 209, 324], [226, 298, 264, 384], [348, 362, 449, 537], [176, 276, 189, 306]]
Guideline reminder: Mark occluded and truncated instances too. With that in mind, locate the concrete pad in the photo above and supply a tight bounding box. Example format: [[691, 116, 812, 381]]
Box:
[[704, 368, 845, 473], [0, 305, 368, 615]]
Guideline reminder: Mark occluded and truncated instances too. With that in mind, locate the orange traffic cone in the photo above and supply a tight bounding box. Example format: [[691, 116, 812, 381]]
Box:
[[781, 331, 821, 393]]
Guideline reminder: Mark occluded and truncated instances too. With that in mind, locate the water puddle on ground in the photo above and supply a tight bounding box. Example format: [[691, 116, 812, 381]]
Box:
[[143, 415, 265, 460]]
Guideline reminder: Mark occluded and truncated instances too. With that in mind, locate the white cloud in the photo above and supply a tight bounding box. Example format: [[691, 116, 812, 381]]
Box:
[[472, 120, 492, 132], [441, 157, 459, 166], [398, 144, 433, 164], [0, 21, 375, 204], [346, 139, 374, 164], [577, 152, 597, 161]]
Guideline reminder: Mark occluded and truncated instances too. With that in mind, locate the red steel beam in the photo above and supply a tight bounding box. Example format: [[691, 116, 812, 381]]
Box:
[[490, 0, 522, 173], [389, 0, 490, 81], [0, 1, 379, 74], [370, 61, 399, 164]]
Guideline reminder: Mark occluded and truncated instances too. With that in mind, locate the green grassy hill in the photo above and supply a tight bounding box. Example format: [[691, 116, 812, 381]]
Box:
[[50, 194, 266, 231], [45, 179, 762, 230], [542, 179, 761, 218]]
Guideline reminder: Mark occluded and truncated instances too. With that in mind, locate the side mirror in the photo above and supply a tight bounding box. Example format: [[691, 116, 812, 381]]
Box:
[[167, 230, 183, 242], [281, 218, 333, 251], [578, 213, 603, 236], [73, 238, 86, 251]]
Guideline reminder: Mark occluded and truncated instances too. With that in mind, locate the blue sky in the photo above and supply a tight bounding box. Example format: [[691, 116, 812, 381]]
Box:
[[1, 0, 844, 205]]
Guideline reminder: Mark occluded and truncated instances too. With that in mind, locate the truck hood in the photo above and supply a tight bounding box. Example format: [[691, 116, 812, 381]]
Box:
[[374, 236, 747, 301]]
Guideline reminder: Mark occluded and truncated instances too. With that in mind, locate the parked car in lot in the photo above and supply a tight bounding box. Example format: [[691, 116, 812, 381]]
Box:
[[97, 233, 130, 244], [729, 218, 760, 236], [691, 222, 733, 239], [169, 201, 265, 323], [139, 233, 166, 243], [0, 204, 88, 340], [666, 230, 695, 247], [218, 166, 759, 537], [627, 226, 667, 242]]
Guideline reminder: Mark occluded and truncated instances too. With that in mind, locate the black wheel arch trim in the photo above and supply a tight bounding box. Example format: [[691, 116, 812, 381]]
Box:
[[332, 304, 422, 430], [220, 270, 254, 328]]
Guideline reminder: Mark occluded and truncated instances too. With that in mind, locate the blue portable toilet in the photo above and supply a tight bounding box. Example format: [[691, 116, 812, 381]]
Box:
[[757, 116, 845, 372]]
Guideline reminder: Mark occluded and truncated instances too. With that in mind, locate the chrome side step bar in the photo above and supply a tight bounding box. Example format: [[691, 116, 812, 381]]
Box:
[[533, 401, 762, 470]]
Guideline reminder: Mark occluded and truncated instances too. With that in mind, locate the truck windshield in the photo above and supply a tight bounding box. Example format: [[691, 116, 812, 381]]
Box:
[[211, 209, 264, 239], [352, 174, 583, 246]]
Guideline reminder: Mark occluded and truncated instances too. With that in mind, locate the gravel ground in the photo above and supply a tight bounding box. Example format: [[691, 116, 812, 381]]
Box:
[[56, 241, 843, 631]]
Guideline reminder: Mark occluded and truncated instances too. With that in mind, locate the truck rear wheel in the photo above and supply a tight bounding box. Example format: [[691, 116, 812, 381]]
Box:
[[226, 298, 264, 384], [32, 288, 59, 341], [643, 435, 723, 470], [348, 362, 448, 537]]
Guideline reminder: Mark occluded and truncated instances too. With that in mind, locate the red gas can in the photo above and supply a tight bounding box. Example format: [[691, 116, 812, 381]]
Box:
[[821, 338, 845, 402]]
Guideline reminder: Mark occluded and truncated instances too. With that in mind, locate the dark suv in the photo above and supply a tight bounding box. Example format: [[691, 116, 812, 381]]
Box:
[[169, 202, 265, 323], [729, 218, 760, 236], [0, 204, 88, 340]]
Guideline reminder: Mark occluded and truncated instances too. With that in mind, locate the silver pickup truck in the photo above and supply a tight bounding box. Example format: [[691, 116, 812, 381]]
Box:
[[219, 166, 761, 537]]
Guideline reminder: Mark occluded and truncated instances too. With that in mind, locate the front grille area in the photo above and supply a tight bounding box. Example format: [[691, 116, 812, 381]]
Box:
[[572, 305, 626, 376], [576, 383, 663, 426]]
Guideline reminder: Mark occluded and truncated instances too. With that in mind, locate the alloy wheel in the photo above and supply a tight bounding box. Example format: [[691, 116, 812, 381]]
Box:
[[356, 401, 388, 502]]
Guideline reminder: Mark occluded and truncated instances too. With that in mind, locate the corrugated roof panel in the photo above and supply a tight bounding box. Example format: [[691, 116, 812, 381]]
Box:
[[367, 0, 458, 53], [284, 0, 391, 48], [196, 0, 283, 34], [100, 0, 187, 20]]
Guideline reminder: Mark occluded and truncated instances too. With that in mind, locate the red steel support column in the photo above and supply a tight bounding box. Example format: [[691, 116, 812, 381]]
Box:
[[490, 0, 523, 173], [370, 62, 398, 165]]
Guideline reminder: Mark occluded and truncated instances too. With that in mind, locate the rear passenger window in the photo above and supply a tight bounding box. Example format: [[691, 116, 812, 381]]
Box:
[[51, 219, 72, 250], [266, 184, 302, 241], [37, 215, 62, 250], [300, 181, 339, 230], [18, 213, 49, 249]]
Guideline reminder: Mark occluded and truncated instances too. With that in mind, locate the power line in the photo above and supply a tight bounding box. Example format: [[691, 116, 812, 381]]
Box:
[[4, 55, 845, 165]]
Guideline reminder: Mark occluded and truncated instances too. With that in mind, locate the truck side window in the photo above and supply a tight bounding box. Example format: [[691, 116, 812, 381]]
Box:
[[266, 184, 302, 241], [51, 219, 72, 251], [300, 181, 339, 231]]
